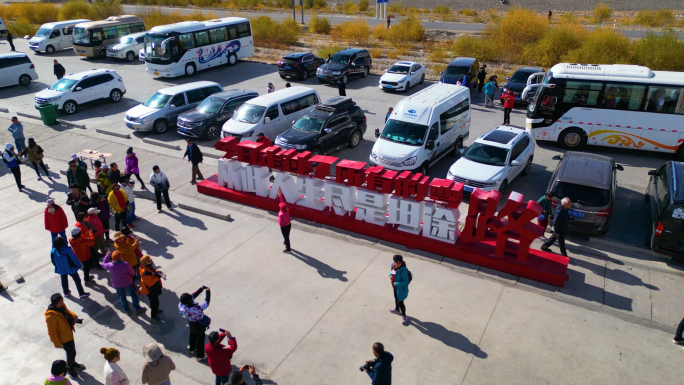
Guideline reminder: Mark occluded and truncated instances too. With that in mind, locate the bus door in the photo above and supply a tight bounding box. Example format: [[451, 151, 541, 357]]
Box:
[[640, 85, 684, 153]]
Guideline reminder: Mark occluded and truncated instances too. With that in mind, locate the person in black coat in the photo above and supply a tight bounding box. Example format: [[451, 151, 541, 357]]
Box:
[[337, 80, 346, 96], [362, 342, 393, 385], [183, 139, 204, 184], [54, 60, 66, 80], [542, 197, 572, 256], [6, 30, 15, 51]]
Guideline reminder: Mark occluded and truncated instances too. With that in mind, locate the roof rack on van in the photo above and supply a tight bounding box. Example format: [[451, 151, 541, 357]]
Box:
[[316, 96, 355, 112]]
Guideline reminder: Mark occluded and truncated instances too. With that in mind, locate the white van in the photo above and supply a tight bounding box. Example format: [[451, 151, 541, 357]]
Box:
[[0, 17, 7, 38], [0, 53, 39, 88], [369, 83, 470, 175], [222, 86, 320, 141], [29, 19, 91, 54]]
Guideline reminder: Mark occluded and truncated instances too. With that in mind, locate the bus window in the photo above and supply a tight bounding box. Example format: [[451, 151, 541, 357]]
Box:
[[237, 22, 250, 38], [439, 98, 469, 135], [209, 27, 227, 43], [179, 33, 195, 49], [602, 83, 645, 111], [562, 80, 603, 107], [194, 31, 209, 46], [103, 26, 118, 40], [117, 25, 131, 37], [228, 27, 237, 40], [91, 29, 103, 44], [131, 23, 145, 33], [646, 86, 682, 114]]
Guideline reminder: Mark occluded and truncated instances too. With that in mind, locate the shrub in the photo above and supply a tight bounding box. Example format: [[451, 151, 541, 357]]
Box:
[[386, 49, 398, 59], [449, 34, 493, 62], [486, 7, 548, 62], [139, 8, 216, 28], [371, 23, 387, 39], [368, 47, 382, 58], [559, 13, 577, 24], [59, 1, 93, 21], [0, 3, 58, 25], [592, 2, 612, 23], [532, 23, 587, 67], [431, 63, 447, 76], [633, 31, 684, 71], [358, 0, 369, 12], [336, 19, 370, 44], [92, 0, 124, 20], [338, 1, 357, 15], [387, 2, 405, 15], [309, 14, 331, 34], [386, 16, 423, 47], [427, 45, 446, 62], [304, 0, 326, 9], [251, 16, 301, 48], [274, 0, 290, 8], [8, 20, 37, 37], [317, 43, 344, 59], [433, 5, 449, 15], [563, 28, 632, 64], [193, 0, 220, 6], [633, 10, 675, 27], [458, 8, 476, 17]]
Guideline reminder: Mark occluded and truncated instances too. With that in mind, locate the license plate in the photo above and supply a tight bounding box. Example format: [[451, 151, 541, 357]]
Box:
[[317, 74, 323, 78], [464, 186, 474, 193], [154, 71, 159, 75], [284, 65, 290, 69], [568, 209, 584, 218], [126, 123, 133, 128], [108, 53, 116, 57], [384, 85, 392, 89]]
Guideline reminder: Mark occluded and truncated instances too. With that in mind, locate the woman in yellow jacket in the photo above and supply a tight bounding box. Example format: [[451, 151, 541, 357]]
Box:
[[107, 183, 128, 231], [45, 293, 84, 380], [113, 232, 139, 272]]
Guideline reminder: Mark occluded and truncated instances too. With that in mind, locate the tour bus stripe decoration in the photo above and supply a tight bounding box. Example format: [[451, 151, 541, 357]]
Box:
[[199, 137, 570, 287]]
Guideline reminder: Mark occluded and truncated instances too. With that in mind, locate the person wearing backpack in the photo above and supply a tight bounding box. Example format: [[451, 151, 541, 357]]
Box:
[[179, 286, 211, 361], [389, 254, 410, 325]]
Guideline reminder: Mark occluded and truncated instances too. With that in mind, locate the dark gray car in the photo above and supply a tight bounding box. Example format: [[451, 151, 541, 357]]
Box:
[[177, 89, 258, 140], [547, 151, 623, 235]]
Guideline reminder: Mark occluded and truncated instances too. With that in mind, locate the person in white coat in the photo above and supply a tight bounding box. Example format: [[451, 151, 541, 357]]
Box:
[[100, 347, 129, 385], [122, 180, 138, 227], [149, 165, 172, 213]]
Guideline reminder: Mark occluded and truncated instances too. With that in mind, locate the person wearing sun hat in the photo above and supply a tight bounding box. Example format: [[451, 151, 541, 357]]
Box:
[[100, 347, 129, 385], [142, 342, 176, 385]]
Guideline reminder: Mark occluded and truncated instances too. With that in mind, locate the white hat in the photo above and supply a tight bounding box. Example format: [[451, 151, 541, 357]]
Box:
[[87, 207, 100, 215], [142, 342, 164, 363], [71, 227, 81, 236]]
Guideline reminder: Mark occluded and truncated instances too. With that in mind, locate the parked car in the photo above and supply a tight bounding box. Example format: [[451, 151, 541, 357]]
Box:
[[275, 96, 366, 156], [278, 52, 325, 80], [35, 69, 123, 115], [0, 53, 39, 88], [316, 48, 372, 85], [546, 151, 623, 235], [222, 86, 320, 142], [28, 19, 90, 54], [501, 66, 544, 103], [645, 161, 684, 258], [439, 57, 478, 87], [107, 31, 146, 62], [124, 81, 222, 134], [0, 17, 7, 37], [177, 89, 258, 140], [379, 61, 425, 92], [447, 126, 534, 195]]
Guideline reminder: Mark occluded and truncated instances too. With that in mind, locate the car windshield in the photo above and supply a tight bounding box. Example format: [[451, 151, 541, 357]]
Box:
[[35, 28, 51, 37], [196, 97, 225, 114], [73, 27, 88, 44], [121, 36, 134, 44], [330, 53, 351, 65], [143, 92, 171, 109], [511, 71, 533, 83], [388, 65, 410, 74], [380, 119, 427, 146], [293, 115, 325, 133], [233, 104, 265, 124], [553, 182, 611, 207], [463, 142, 509, 166], [444, 66, 469, 78], [50, 79, 78, 92]]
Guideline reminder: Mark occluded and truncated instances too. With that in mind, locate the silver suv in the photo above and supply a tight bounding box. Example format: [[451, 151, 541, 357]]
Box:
[[124, 81, 223, 134]]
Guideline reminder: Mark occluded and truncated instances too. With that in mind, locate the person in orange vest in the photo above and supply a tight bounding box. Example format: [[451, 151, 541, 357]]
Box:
[[139, 255, 164, 323]]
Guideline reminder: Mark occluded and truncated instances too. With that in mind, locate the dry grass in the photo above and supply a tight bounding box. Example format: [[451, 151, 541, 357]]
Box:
[[632, 10, 676, 27], [634, 31, 684, 72], [250, 16, 301, 49], [334, 19, 370, 44], [564, 28, 632, 64], [8, 21, 37, 36], [137, 8, 216, 29], [0, 2, 58, 25], [369, 47, 383, 58], [458, 9, 477, 17], [309, 14, 331, 34], [317, 43, 344, 59]]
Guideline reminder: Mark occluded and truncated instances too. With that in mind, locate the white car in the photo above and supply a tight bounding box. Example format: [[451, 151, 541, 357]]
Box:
[[379, 61, 425, 92], [35, 69, 125, 115], [0, 53, 39, 88], [447, 126, 534, 195], [107, 32, 146, 62]]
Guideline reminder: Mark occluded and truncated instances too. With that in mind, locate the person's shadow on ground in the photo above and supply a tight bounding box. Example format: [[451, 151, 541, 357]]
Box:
[[410, 317, 488, 359], [290, 249, 348, 282]]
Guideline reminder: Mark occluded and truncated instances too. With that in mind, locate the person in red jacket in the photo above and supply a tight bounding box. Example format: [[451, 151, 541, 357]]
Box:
[[69, 227, 96, 286], [205, 329, 238, 384], [502, 89, 516, 125], [256, 133, 272, 148], [45, 198, 69, 244]]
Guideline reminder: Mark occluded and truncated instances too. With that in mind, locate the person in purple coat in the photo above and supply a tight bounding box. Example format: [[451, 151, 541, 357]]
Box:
[[124, 147, 146, 189], [102, 251, 146, 315], [90, 192, 112, 244]]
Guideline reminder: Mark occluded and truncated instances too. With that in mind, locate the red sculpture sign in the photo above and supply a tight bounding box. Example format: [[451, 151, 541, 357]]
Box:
[[199, 137, 569, 287]]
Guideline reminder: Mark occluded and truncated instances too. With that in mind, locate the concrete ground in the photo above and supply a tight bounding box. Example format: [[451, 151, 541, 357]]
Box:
[[2, 103, 684, 384]]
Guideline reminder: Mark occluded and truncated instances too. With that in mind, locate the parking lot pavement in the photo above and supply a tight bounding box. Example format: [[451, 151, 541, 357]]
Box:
[[0, 39, 674, 252]]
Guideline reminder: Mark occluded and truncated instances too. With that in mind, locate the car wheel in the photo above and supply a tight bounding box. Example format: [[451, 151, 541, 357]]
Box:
[[63, 100, 77, 115], [419, 74, 425, 84], [362, 67, 368, 78], [227, 53, 237, 66], [522, 156, 533, 176], [348, 130, 362, 148], [310, 148, 322, 156], [205, 125, 220, 140], [301, 70, 308, 80], [559, 127, 587, 150], [452, 138, 463, 157], [404, 82, 410, 92], [46, 45, 55, 54], [419, 162, 429, 176], [341, 73, 348, 84], [185, 63, 196, 77], [126, 51, 135, 62], [99, 49, 107, 59], [498, 180, 508, 195], [110, 89, 122, 103], [18, 74, 31, 86], [153, 119, 168, 134]]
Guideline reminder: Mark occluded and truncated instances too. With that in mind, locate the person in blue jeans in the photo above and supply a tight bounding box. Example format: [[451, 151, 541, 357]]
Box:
[[102, 251, 146, 315], [123, 179, 138, 227], [7, 116, 26, 158]]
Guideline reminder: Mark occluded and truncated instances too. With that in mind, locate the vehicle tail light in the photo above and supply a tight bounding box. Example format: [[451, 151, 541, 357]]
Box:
[[551, 201, 557, 208], [30, 64, 35, 68], [363, 115, 367, 121], [278, 58, 283, 65], [655, 221, 664, 236], [596, 208, 612, 217]]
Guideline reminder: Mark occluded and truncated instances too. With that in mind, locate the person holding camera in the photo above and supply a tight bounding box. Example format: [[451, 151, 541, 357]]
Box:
[[360, 342, 393, 385], [229, 364, 263, 385], [206, 329, 238, 384], [179, 286, 211, 361], [45, 293, 86, 380]]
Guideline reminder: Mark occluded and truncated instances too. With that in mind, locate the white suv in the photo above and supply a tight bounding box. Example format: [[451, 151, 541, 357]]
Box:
[[447, 126, 534, 196], [107, 32, 146, 62], [0, 53, 39, 88], [35, 69, 125, 115]]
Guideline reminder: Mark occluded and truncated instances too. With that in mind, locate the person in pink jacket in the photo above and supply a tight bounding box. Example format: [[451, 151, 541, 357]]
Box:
[[87, 207, 107, 255], [278, 188, 291, 253], [124, 147, 146, 189]]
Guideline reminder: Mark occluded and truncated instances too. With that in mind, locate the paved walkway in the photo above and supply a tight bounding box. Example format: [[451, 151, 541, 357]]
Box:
[[1, 116, 684, 384]]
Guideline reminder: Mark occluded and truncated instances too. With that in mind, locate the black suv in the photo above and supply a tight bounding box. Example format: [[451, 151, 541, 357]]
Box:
[[275, 96, 367, 156], [177, 89, 258, 140], [278, 52, 325, 80], [645, 161, 684, 258], [316, 48, 372, 85]]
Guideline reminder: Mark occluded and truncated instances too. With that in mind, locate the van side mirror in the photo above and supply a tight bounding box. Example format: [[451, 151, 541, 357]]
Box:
[[459, 148, 465, 154], [264, 117, 270, 124], [511, 160, 521, 166], [169, 104, 176, 109], [615, 164, 624, 171], [426, 140, 435, 150], [648, 170, 658, 176], [324, 128, 332, 134], [374, 128, 380, 138], [552, 155, 562, 160], [74, 87, 82, 91]]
